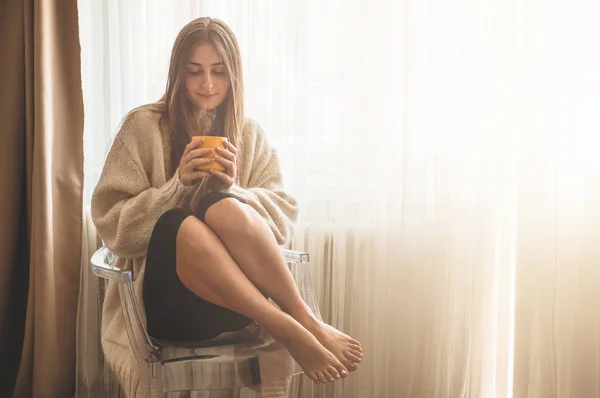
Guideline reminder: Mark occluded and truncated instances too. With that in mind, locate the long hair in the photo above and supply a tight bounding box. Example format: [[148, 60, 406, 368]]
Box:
[[160, 17, 245, 177]]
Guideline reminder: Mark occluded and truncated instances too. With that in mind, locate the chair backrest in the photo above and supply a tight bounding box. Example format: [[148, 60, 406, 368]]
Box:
[[91, 246, 160, 364]]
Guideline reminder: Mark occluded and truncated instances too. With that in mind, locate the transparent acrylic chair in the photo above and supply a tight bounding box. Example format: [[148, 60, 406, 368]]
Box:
[[91, 245, 321, 397]]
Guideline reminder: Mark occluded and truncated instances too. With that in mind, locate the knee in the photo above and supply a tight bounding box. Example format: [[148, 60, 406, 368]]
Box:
[[204, 197, 257, 237], [175, 217, 220, 295], [177, 216, 213, 255], [176, 217, 213, 272]]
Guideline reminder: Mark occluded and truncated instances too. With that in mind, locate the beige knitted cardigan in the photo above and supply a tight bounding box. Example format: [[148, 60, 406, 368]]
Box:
[[91, 106, 298, 397]]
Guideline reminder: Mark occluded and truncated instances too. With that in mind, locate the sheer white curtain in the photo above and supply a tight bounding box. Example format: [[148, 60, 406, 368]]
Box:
[[78, 0, 600, 397]]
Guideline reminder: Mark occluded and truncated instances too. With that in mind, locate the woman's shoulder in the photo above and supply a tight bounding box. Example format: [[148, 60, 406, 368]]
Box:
[[115, 103, 165, 146], [241, 118, 269, 146], [242, 117, 260, 135]]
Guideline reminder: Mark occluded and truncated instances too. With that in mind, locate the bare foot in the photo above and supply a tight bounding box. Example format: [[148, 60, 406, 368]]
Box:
[[268, 313, 348, 383], [298, 314, 363, 372]]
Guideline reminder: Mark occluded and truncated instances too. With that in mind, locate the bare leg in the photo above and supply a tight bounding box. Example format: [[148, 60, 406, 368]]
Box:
[[175, 215, 345, 383], [204, 199, 363, 372]]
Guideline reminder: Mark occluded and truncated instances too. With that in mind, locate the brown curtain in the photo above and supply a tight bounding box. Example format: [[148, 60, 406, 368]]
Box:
[[0, 0, 84, 397]]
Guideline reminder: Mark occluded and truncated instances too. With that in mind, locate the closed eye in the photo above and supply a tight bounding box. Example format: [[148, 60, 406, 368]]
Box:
[[187, 70, 226, 76]]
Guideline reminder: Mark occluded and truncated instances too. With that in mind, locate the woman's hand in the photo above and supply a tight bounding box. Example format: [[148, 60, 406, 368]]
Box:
[[178, 138, 215, 186], [207, 141, 238, 191]]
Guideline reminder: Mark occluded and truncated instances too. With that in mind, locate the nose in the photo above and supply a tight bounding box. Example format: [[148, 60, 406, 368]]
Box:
[[202, 73, 214, 92]]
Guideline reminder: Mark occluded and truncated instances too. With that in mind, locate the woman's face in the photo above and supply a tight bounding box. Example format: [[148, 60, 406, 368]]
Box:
[[185, 43, 230, 111]]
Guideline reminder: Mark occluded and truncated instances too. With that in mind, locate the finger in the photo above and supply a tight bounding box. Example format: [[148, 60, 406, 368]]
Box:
[[189, 157, 216, 170], [215, 146, 235, 161], [191, 170, 210, 180], [213, 156, 235, 175], [182, 137, 203, 159], [182, 170, 209, 186], [223, 140, 238, 155], [185, 148, 213, 163], [208, 168, 233, 186]]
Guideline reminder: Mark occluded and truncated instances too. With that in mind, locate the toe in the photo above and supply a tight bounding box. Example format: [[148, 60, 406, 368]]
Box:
[[350, 348, 363, 358], [345, 352, 362, 363], [327, 365, 341, 381], [324, 371, 335, 382], [344, 361, 357, 372], [322, 369, 333, 382], [307, 372, 319, 383], [344, 359, 359, 372], [340, 356, 354, 369], [339, 368, 349, 378], [316, 371, 327, 384]]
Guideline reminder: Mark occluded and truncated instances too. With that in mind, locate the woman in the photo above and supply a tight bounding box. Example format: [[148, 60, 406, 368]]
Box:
[[92, 17, 362, 393]]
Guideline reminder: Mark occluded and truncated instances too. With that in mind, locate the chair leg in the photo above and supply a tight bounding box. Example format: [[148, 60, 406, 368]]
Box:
[[220, 389, 241, 398], [185, 390, 242, 398], [145, 362, 163, 398], [258, 379, 290, 398]]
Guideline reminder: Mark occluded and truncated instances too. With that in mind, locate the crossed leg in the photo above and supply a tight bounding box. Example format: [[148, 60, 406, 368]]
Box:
[[175, 198, 362, 383]]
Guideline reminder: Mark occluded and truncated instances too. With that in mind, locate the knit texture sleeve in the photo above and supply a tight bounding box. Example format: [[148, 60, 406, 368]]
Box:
[[91, 113, 189, 259], [229, 122, 298, 244]]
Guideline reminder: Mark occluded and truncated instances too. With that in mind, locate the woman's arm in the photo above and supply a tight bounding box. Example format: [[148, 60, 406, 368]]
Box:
[[91, 117, 190, 259]]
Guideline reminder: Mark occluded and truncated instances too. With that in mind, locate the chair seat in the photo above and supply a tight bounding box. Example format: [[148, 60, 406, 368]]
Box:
[[156, 325, 300, 392], [91, 245, 315, 395]]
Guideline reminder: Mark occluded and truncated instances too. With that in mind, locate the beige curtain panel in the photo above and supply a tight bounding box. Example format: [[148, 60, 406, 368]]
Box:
[[0, 0, 84, 397]]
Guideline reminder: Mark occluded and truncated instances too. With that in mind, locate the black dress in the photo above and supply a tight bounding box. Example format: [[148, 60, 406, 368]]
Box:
[[142, 191, 252, 344]]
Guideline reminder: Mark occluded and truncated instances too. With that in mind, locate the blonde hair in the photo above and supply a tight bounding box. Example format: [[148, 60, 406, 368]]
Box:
[[154, 17, 245, 176]]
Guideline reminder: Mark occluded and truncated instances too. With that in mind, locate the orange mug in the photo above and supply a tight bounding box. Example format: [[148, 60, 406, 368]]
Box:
[[191, 136, 228, 171]]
